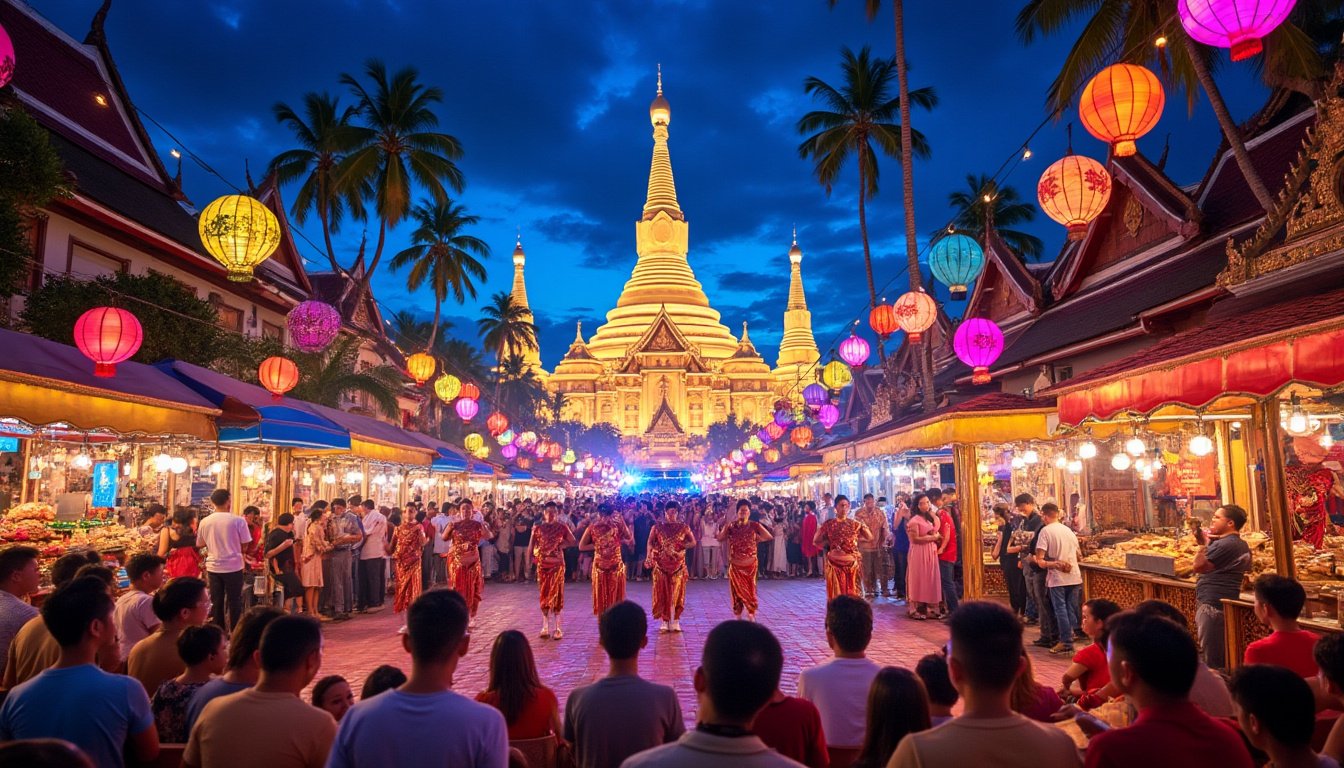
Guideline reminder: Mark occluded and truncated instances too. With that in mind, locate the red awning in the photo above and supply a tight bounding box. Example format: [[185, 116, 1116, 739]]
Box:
[[1050, 288, 1344, 425]]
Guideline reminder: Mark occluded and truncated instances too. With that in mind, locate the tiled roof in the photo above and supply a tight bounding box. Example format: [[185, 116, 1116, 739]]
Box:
[[1196, 110, 1313, 233]]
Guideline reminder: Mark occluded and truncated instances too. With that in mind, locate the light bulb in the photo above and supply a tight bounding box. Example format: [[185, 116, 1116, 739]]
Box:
[[1078, 441, 1098, 460], [1011, 457, 1026, 470], [1068, 460, 1083, 474], [1125, 437, 1146, 457], [1322, 434, 1335, 449], [1134, 457, 1148, 472], [71, 453, 92, 470], [1023, 449, 1039, 465], [1140, 465, 1155, 481], [208, 461, 225, 475], [1288, 410, 1310, 435], [153, 453, 173, 472], [1055, 455, 1068, 469], [169, 457, 188, 474], [976, 461, 990, 474], [1188, 434, 1214, 457], [1111, 453, 1132, 471], [259, 469, 274, 482], [242, 463, 256, 478]]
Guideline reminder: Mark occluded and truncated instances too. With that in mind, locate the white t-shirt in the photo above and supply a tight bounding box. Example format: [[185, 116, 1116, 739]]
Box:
[[360, 510, 387, 560], [197, 510, 252, 573], [796, 656, 881, 749], [889, 714, 1081, 768], [701, 520, 720, 547], [113, 589, 159, 662], [327, 688, 508, 768], [1035, 521, 1082, 588], [431, 513, 451, 554]]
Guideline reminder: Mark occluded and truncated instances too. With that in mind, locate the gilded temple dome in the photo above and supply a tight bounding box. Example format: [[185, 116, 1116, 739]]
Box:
[[650, 65, 671, 126]]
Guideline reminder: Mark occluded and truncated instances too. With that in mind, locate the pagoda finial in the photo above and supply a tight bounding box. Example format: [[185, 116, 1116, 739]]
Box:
[[741, 321, 750, 341], [573, 321, 583, 343], [792, 225, 797, 246], [657, 63, 663, 95]]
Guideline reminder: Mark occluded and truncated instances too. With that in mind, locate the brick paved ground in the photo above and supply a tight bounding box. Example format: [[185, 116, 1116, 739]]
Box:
[[317, 576, 1072, 720]]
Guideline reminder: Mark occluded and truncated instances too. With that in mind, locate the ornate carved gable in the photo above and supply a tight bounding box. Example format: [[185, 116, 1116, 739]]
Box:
[[965, 225, 1045, 324], [618, 306, 710, 373], [1223, 66, 1342, 287], [645, 395, 685, 435]]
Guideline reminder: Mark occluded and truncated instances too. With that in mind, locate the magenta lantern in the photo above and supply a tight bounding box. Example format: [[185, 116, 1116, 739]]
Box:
[[818, 403, 840, 430], [1178, 0, 1296, 61], [773, 409, 793, 427], [802, 383, 829, 409], [455, 397, 479, 421], [73, 307, 143, 377], [286, 300, 341, 353], [953, 318, 1005, 385], [501, 443, 519, 460], [731, 450, 745, 464], [838, 332, 871, 368], [0, 23, 13, 88]]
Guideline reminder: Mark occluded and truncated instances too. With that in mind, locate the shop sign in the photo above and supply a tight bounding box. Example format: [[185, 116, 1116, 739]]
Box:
[[91, 461, 118, 507]]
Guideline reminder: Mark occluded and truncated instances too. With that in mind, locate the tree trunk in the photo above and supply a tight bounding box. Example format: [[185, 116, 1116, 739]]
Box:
[[893, 0, 936, 413], [857, 160, 877, 308], [317, 176, 346, 278], [1182, 34, 1275, 213], [428, 297, 441, 351], [352, 219, 389, 310]]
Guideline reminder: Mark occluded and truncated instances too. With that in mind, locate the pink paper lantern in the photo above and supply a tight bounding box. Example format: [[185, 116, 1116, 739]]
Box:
[[838, 332, 871, 368], [73, 307, 143, 377], [818, 403, 840, 430], [501, 443, 518, 460], [455, 397, 479, 421], [286, 300, 341, 353], [0, 23, 13, 88], [1178, 0, 1296, 61], [953, 318, 1005, 385]]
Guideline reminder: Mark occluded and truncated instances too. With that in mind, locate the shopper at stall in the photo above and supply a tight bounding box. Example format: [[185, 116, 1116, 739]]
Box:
[[1244, 574, 1321, 678], [1034, 502, 1083, 655], [1059, 598, 1120, 707], [114, 554, 165, 663], [904, 493, 942, 620], [137, 504, 167, 539], [1230, 664, 1329, 768], [357, 499, 388, 613], [798, 596, 881, 767], [197, 489, 251, 632], [930, 489, 960, 614], [128, 576, 210, 697], [300, 506, 332, 620], [264, 514, 303, 614], [855, 494, 889, 600], [1192, 504, 1252, 670], [159, 507, 202, 579], [150, 623, 226, 743], [0, 546, 41, 668], [990, 505, 1026, 619], [1016, 494, 1056, 647]]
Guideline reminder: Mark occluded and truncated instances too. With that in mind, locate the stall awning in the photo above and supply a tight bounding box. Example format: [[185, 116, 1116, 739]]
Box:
[[301, 403, 435, 466], [824, 393, 1057, 464], [508, 470, 533, 482], [157, 361, 349, 450], [1050, 288, 1344, 425], [0, 330, 219, 440]]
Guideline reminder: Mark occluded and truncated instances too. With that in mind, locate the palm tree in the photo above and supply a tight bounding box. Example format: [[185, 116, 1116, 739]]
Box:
[[290, 335, 404, 419], [387, 309, 433, 351], [437, 337, 490, 384], [267, 92, 365, 275], [1013, 1, 1338, 213], [493, 354, 548, 429], [338, 60, 466, 303], [388, 200, 489, 349], [944, 174, 1044, 261], [545, 390, 568, 425], [797, 45, 937, 308], [477, 292, 537, 366], [706, 414, 758, 459]]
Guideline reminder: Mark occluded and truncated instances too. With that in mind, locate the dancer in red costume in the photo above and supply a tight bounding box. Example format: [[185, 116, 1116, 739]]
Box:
[[531, 501, 576, 640], [443, 500, 493, 628], [717, 499, 773, 621], [645, 500, 696, 633], [579, 502, 632, 616]]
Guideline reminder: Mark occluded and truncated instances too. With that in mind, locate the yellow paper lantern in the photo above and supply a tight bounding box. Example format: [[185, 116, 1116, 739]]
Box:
[[1038, 154, 1111, 241], [1079, 64, 1164, 158], [198, 194, 281, 282], [434, 374, 461, 403], [464, 433, 484, 452], [821, 360, 852, 390], [406, 352, 436, 386], [473, 445, 490, 459]]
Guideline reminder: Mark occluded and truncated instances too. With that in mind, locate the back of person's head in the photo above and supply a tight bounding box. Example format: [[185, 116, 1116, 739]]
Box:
[[41, 576, 115, 648], [1107, 611, 1198, 698], [152, 576, 206, 622], [331, 497, 347, 510], [1133, 599, 1190, 631], [258, 615, 322, 674], [406, 589, 469, 664], [363, 500, 375, 511], [360, 664, 407, 698], [1253, 574, 1307, 621], [172, 506, 195, 527], [72, 564, 114, 590], [1316, 633, 1344, 688], [277, 512, 295, 526], [0, 739, 94, 768], [825, 595, 873, 654], [1040, 502, 1060, 518], [124, 553, 164, 583], [0, 546, 39, 584], [488, 630, 543, 722], [856, 667, 932, 768], [915, 654, 959, 708], [1221, 504, 1249, 530], [177, 624, 226, 666], [50, 553, 91, 589], [1230, 664, 1315, 749], [947, 601, 1024, 693], [700, 620, 783, 723], [599, 600, 647, 661], [925, 488, 942, 504], [210, 488, 230, 508], [228, 606, 284, 670]]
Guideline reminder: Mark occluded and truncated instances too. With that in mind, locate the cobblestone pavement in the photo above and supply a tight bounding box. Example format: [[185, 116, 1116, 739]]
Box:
[[317, 576, 1072, 720]]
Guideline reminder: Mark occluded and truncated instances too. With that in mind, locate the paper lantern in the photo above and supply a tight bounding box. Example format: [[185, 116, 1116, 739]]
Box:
[[517, 431, 538, 450], [434, 374, 461, 403], [486, 412, 509, 436], [764, 448, 781, 464], [774, 409, 793, 427], [464, 433, 484, 452], [1179, 0, 1296, 60], [473, 446, 490, 460], [286, 301, 341, 353], [748, 435, 764, 452], [953, 318, 1005, 385], [497, 429, 515, 446], [501, 443, 519, 460], [893, 290, 938, 344], [821, 360, 852, 390], [548, 443, 562, 460], [1038, 155, 1111, 241], [459, 382, 480, 401], [73, 307, 143, 377], [818, 403, 840, 430], [198, 194, 281, 282], [838, 333, 871, 368], [929, 234, 985, 300], [1079, 64, 1164, 158], [731, 450, 745, 464], [869, 303, 898, 338], [0, 23, 13, 88], [1189, 433, 1214, 457], [406, 352, 436, 386], [791, 425, 813, 448], [258, 356, 300, 400], [746, 461, 758, 473], [766, 422, 785, 441], [562, 449, 577, 465], [802, 383, 829, 408], [455, 397, 479, 421]]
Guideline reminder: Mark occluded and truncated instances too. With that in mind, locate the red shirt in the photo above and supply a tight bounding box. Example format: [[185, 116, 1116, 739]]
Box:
[[1072, 642, 1110, 692], [937, 509, 958, 563], [752, 694, 829, 768], [1244, 628, 1321, 678], [1085, 700, 1253, 768], [475, 686, 558, 740]]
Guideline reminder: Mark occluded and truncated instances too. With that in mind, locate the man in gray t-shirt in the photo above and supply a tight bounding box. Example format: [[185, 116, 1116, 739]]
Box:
[[565, 602, 685, 768], [1192, 504, 1252, 671]]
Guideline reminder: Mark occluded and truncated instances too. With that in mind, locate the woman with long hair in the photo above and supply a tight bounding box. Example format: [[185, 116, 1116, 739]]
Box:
[[852, 667, 931, 768], [474, 630, 564, 742], [904, 493, 942, 620], [390, 506, 427, 631], [158, 506, 201, 579], [1010, 652, 1064, 722], [300, 506, 331, 619], [990, 504, 1027, 618]]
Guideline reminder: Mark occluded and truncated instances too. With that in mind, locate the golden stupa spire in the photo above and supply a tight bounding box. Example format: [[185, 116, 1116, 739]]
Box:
[[775, 232, 820, 379], [643, 65, 682, 222], [507, 231, 545, 375]]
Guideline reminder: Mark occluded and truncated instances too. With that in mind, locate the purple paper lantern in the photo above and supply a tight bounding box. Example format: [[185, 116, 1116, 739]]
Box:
[[802, 383, 829, 409], [838, 332, 871, 368], [818, 403, 840, 430], [455, 397, 479, 421], [757, 427, 774, 445], [953, 318, 1005, 385], [287, 300, 341, 353], [773, 409, 793, 427], [501, 443, 518, 460], [1178, 0, 1296, 61]]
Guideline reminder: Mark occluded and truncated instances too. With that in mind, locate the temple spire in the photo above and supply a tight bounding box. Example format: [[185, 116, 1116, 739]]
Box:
[[774, 234, 820, 380], [643, 69, 682, 222], [507, 233, 546, 375]]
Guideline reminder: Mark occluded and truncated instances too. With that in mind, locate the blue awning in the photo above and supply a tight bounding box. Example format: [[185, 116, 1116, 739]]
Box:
[[432, 449, 468, 473], [508, 470, 533, 481]]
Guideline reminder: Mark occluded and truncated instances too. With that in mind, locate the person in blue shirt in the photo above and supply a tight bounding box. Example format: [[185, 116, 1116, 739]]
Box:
[[0, 575, 159, 768]]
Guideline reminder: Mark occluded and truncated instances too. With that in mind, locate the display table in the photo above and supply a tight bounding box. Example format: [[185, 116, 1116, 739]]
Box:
[[1222, 597, 1342, 672], [983, 561, 1007, 597], [1081, 563, 1199, 628]]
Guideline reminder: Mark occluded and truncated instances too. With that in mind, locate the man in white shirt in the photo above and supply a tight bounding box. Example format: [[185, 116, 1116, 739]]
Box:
[[429, 505, 451, 585], [0, 546, 41, 666], [197, 488, 252, 631], [357, 500, 388, 611], [819, 493, 836, 523], [797, 595, 880, 765], [112, 553, 164, 662], [1033, 502, 1083, 655], [700, 513, 721, 580]]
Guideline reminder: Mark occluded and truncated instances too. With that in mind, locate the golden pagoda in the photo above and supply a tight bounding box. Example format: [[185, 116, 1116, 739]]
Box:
[[508, 233, 547, 378], [772, 230, 821, 389]]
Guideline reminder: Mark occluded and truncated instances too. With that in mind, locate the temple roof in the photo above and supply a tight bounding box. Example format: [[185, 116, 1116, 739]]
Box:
[[645, 394, 685, 436]]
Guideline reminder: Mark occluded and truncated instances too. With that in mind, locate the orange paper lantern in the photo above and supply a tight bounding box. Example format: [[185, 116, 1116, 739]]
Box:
[[869, 303, 898, 338], [459, 381, 480, 401], [258, 356, 299, 401], [1038, 154, 1111, 241], [893, 290, 937, 344], [790, 425, 813, 448], [406, 352, 436, 386], [1079, 64, 1164, 158], [486, 412, 509, 436]]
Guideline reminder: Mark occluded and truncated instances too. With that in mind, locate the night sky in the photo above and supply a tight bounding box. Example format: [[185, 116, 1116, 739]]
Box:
[[31, 1, 1268, 367]]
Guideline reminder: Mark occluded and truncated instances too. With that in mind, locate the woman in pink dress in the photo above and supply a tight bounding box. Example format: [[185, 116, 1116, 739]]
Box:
[[904, 493, 942, 620], [800, 503, 820, 577]]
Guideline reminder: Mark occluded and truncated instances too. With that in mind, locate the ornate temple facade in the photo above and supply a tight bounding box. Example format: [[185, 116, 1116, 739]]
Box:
[[541, 76, 820, 466]]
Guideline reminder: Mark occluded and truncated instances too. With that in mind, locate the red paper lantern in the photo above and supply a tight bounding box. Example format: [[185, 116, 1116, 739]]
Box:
[[486, 412, 509, 436], [790, 425, 813, 448], [766, 422, 785, 441], [459, 381, 480, 401], [869, 303, 898, 338], [73, 307, 143, 377], [893, 290, 938, 344], [258, 356, 299, 401]]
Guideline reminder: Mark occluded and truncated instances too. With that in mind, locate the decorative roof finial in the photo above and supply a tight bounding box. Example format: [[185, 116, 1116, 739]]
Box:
[[516, 225, 522, 248], [657, 63, 663, 95], [574, 321, 583, 342], [792, 225, 797, 246]]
